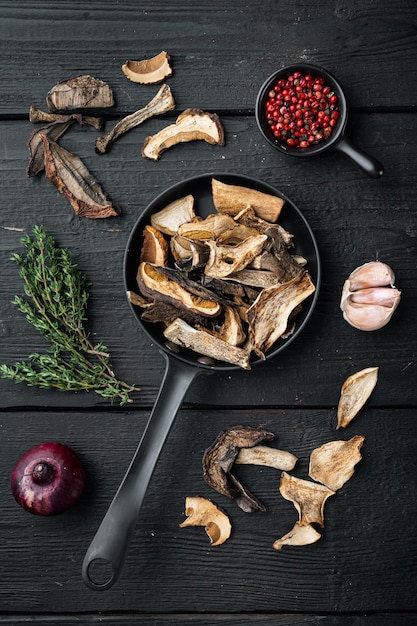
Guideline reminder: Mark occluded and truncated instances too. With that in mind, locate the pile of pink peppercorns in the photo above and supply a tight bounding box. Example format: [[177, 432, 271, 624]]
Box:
[[264, 71, 339, 148]]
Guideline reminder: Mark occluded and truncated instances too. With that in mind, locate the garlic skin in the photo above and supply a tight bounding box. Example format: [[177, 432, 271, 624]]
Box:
[[340, 261, 400, 331]]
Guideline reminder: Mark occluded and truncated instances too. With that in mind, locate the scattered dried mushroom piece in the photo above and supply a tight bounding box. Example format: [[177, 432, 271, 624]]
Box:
[[46, 75, 114, 112], [179, 496, 231, 546], [27, 115, 81, 177], [279, 471, 335, 528], [309, 435, 364, 491], [141, 108, 225, 160], [29, 105, 103, 129], [122, 51, 173, 84], [273, 521, 321, 551], [235, 444, 297, 471], [337, 366, 379, 429]]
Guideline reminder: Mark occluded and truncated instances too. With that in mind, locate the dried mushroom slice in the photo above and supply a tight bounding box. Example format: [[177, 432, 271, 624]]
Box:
[[179, 496, 231, 546], [280, 472, 335, 527], [212, 178, 285, 223], [236, 445, 297, 471], [337, 366, 379, 429], [27, 115, 80, 177], [141, 108, 225, 161], [202, 425, 275, 512], [273, 522, 321, 551], [140, 225, 169, 266], [122, 51, 173, 84], [198, 305, 246, 347], [46, 75, 114, 112], [42, 136, 119, 218], [247, 271, 315, 358], [163, 318, 251, 369], [204, 234, 268, 278], [150, 194, 195, 236], [309, 435, 365, 491], [178, 213, 237, 241]]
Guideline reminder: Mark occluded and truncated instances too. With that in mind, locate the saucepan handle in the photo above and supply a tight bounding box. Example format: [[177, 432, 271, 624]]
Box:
[[335, 135, 384, 178], [82, 352, 200, 590]]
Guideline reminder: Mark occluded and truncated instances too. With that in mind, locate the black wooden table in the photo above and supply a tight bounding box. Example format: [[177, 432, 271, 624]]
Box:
[[1, 1, 416, 624]]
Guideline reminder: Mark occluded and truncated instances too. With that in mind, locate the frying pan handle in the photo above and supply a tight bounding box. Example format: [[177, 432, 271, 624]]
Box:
[[82, 352, 200, 591], [335, 136, 384, 178]]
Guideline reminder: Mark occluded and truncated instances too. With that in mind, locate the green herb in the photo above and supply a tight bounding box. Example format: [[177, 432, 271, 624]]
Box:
[[0, 225, 139, 405]]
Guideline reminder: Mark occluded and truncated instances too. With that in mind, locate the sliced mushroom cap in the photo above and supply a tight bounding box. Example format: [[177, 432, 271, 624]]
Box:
[[212, 178, 285, 223], [142, 108, 225, 161], [179, 496, 232, 546], [202, 425, 276, 512], [204, 234, 268, 279], [273, 521, 321, 551], [170, 235, 209, 268], [198, 305, 246, 347], [336, 367, 379, 429], [46, 75, 114, 112], [280, 471, 335, 527], [308, 435, 365, 491], [150, 194, 195, 236], [122, 51, 173, 84], [140, 225, 169, 265], [177, 213, 237, 240]]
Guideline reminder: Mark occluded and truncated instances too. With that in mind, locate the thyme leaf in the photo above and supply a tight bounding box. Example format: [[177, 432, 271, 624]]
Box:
[[0, 225, 139, 405]]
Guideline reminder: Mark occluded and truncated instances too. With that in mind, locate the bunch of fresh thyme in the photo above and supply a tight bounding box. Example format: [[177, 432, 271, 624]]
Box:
[[0, 225, 139, 405]]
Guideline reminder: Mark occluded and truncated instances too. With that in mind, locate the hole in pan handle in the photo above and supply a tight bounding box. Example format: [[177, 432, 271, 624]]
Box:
[[82, 353, 201, 590], [335, 135, 384, 178]]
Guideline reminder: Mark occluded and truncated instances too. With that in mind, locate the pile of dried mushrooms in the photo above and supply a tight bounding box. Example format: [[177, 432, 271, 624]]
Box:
[[130, 178, 316, 368]]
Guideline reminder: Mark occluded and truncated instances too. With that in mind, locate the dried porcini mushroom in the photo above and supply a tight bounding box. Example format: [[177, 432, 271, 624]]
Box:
[[140, 226, 169, 266], [273, 521, 321, 551], [202, 425, 276, 512], [212, 178, 285, 223], [204, 234, 268, 279], [141, 108, 225, 161], [29, 105, 103, 129], [46, 75, 114, 112], [179, 496, 231, 546], [337, 366, 379, 429], [41, 136, 119, 218], [246, 271, 316, 358], [150, 194, 195, 236], [163, 318, 251, 369], [279, 471, 335, 527], [236, 445, 297, 471], [27, 115, 81, 177], [340, 261, 401, 331], [309, 435, 365, 491], [122, 51, 173, 84], [95, 84, 176, 154]]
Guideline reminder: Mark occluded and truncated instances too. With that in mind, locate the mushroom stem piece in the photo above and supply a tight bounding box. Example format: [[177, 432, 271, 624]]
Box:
[[29, 105, 103, 129], [235, 444, 297, 471], [95, 84, 176, 154]]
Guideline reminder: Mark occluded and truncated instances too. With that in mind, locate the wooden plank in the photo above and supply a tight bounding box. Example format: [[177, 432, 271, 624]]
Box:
[[0, 0, 416, 115], [0, 112, 415, 409], [0, 407, 415, 613]]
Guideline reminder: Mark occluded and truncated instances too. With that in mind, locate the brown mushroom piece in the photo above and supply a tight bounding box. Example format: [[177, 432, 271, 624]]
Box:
[[150, 194, 195, 236], [141, 108, 225, 161], [122, 51, 173, 84], [236, 445, 297, 471], [204, 234, 268, 279], [27, 115, 80, 177], [246, 271, 316, 358], [29, 105, 103, 129], [280, 471, 335, 528], [337, 366, 379, 429], [309, 435, 365, 491], [170, 235, 209, 269], [197, 305, 246, 347], [95, 84, 176, 154], [46, 75, 114, 112], [163, 318, 251, 369], [140, 225, 169, 266], [179, 496, 231, 546], [273, 522, 321, 551], [202, 426, 277, 512], [212, 178, 285, 223], [177, 213, 238, 241], [137, 262, 222, 317]]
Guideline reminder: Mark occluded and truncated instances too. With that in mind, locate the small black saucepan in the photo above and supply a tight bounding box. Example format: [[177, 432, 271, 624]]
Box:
[[82, 173, 321, 590], [256, 63, 384, 178]]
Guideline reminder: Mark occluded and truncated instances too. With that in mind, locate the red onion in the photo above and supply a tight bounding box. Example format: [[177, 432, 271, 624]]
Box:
[[10, 442, 86, 515]]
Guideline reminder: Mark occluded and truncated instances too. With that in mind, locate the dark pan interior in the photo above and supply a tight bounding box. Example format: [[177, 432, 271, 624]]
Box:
[[124, 173, 321, 372]]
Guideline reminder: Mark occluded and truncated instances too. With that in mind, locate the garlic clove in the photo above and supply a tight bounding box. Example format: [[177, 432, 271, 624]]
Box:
[[342, 300, 397, 331], [349, 286, 401, 309], [347, 261, 395, 291]]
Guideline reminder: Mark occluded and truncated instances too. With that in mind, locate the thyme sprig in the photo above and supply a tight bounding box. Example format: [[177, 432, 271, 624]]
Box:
[[0, 225, 139, 405]]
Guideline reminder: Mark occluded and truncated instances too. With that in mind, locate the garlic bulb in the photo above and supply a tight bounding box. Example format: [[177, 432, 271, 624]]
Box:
[[340, 261, 401, 331]]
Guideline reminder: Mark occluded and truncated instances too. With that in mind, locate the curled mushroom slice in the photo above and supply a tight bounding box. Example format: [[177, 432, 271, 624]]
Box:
[[142, 108, 225, 161], [280, 472, 335, 527], [204, 234, 268, 279], [46, 75, 114, 112], [246, 271, 315, 358], [273, 522, 321, 551], [198, 305, 246, 347], [212, 178, 285, 223], [27, 115, 80, 177], [178, 213, 237, 241], [140, 225, 169, 265], [337, 366, 379, 429], [236, 444, 297, 471], [151, 194, 195, 236], [202, 426, 276, 512], [95, 84, 176, 154], [122, 51, 173, 84], [137, 262, 222, 317], [163, 318, 251, 370], [309, 435, 365, 491], [179, 496, 231, 546]]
